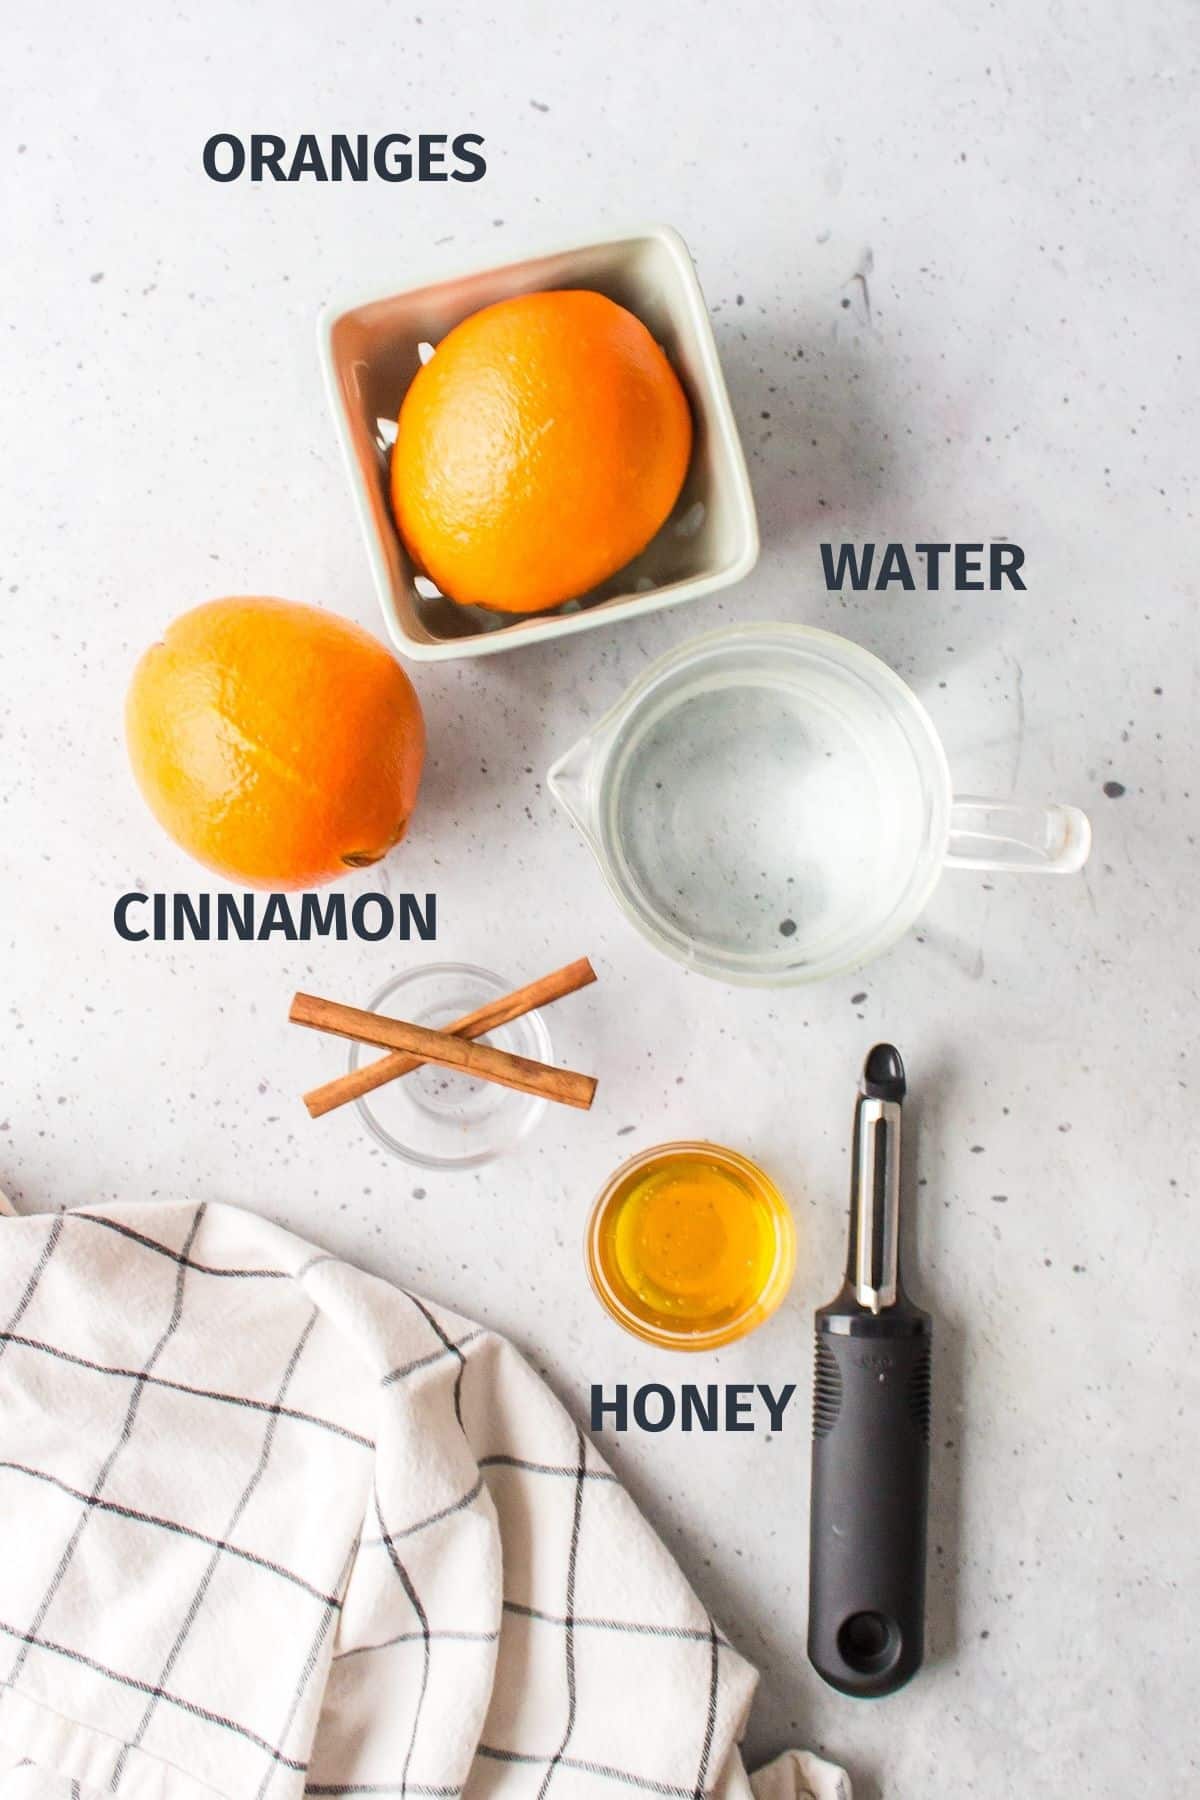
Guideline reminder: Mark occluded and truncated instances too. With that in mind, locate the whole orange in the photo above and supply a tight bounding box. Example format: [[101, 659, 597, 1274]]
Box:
[[126, 597, 425, 890], [391, 289, 693, 614]]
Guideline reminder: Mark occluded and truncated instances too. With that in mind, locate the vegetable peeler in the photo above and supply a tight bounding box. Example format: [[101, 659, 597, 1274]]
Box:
[[807, 1044, 931, 1698]]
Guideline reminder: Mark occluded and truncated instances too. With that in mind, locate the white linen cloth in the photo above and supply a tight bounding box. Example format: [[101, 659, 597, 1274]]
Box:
[[0, 1200, 848, 1800]]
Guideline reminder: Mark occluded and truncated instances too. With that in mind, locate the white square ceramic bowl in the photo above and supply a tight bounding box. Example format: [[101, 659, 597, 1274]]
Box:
[[318, 225, 759, 660]]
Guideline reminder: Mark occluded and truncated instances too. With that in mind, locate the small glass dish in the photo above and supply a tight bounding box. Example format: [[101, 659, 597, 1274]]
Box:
[[351, 964, 553, 1168], [585, 1141, 796, 1351]]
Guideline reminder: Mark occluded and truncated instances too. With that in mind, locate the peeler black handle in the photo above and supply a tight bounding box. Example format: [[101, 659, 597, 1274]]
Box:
[[807, 1305, 931, 1697]]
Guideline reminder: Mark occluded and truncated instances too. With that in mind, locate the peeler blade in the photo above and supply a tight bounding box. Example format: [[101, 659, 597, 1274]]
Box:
[[849, 1044, 906, 1313]]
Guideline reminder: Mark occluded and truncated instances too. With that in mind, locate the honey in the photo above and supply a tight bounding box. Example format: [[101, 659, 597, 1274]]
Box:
[[586, 1143, 796, 1350]]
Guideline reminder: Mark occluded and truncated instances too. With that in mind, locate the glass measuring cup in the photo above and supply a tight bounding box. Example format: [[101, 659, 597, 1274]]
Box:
[[548, 624, 1091, 985]]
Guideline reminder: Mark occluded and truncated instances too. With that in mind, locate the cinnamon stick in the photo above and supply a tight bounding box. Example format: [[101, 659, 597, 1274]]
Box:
[[290, 991, 597, 1112], [301, 958, 596, 1119]]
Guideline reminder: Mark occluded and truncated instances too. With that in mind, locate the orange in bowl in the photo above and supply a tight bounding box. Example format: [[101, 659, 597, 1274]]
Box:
[[126, 596, 425, 890], [390, 289, 693, 614]]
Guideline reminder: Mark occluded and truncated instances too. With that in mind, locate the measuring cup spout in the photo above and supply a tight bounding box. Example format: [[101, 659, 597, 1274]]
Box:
[[547, 729, 604, 851]]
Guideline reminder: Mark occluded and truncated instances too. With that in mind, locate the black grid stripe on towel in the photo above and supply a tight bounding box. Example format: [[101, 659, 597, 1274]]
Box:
[[5, 1204, 208, 1691], [110, 1307, 321, 1790], [0, 1629, 309, 1771], [0, 1330, 375, 1449]]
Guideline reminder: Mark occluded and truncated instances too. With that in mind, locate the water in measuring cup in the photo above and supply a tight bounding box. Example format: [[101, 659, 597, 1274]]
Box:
[[604, 663, 925, 969]]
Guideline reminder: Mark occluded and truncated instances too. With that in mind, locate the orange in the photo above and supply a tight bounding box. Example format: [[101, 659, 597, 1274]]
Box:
[[390, 289, 693, 614], [126, 597, 425, 890]]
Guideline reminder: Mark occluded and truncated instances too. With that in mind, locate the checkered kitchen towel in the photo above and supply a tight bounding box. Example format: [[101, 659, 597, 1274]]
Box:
[[0, 1199, 848, 1800]]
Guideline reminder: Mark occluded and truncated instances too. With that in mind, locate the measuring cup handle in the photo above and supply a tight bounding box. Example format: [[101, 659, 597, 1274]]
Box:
[[945, 796, 1092, 874]]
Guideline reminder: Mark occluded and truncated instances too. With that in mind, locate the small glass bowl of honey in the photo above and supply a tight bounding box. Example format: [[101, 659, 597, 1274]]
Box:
[[586, 1142, 796, 1351]]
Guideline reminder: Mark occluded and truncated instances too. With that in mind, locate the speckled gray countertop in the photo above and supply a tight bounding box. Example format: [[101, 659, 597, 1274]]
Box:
[[2, 4, 1198, 1794]]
